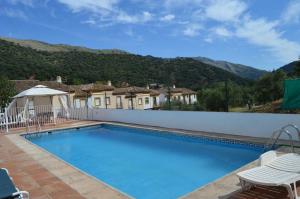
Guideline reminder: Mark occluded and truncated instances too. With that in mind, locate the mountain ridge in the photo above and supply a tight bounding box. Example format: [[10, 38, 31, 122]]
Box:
[[193, 56, 267, 80], [0, 36, 267, 80], [0, 38, 250, 90], [0, 37, 128, 54], [279, 60, 300, 74]]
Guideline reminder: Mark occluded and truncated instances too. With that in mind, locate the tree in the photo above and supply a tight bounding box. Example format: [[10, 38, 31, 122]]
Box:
[[293, 61, 300, 77], [0, 76, 16, 108], [271, 70, 287, 100], [254, 70, 287, 104], [202, 88, 225, 111]]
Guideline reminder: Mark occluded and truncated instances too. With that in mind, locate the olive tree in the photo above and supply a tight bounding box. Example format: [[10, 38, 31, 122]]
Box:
[[0, 76, 15, 108]]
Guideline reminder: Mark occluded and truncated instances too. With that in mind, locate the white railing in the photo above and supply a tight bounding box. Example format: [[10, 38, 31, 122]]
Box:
[[0, 105, 89, 133]]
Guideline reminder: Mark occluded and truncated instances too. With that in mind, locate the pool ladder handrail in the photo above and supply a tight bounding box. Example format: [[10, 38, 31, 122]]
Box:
[[264, 124, 300, 153]]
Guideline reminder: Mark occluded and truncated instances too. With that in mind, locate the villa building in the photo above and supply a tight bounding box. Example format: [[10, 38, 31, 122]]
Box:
[[69, 82, 115, 109], [158, 85, 197, 105], [112, 86, 160, 110], [69, 83, 159, 110], [11, 78, 197, 110]]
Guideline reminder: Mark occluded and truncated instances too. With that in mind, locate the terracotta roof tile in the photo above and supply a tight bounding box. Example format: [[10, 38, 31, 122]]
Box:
[[113, 86, 150, 95], [11, 80, 71, 92]]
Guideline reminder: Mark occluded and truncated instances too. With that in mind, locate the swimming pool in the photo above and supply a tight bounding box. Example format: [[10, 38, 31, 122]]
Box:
[[25, 124, 264, 199]]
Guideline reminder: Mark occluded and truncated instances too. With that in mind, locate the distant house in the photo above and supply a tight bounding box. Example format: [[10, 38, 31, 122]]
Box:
[[69, 82, 160, 110], [69, 81, 115, 109], [11, 78, 195, 110], [112, 86, 160, 110], [158, 85, 197, 104]]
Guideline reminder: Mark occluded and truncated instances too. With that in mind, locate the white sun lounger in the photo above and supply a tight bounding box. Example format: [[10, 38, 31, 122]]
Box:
[[237, 151, 300, 199]]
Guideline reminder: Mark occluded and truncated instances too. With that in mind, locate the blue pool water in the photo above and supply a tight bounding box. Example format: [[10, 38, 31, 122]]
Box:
[[25, 124, 263, 199]]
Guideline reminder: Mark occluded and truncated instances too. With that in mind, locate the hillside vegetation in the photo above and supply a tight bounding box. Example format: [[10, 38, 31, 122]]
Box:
[[0, 37, 128, 54], [0, 39, 249, 90], [279, 60, 300, 75]]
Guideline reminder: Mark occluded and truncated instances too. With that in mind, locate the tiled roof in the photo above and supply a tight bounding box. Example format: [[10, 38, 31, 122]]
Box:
[[113, 86, 150, 95], [11, 80, 196, 97], [149, 89, 160, 96], [158, 87, 196, 95], [11, 80, 71, 92], [181, 88, 197, 95], [74, 89, 90, 98], [70, 83, 115, 93]]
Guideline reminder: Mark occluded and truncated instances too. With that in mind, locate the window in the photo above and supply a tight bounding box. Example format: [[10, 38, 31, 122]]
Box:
[[116, 96, 122, 108], [128, 99, 133, 109], [145, 97, 149, 105], [94, 98, 101, 106], [80, 99, 86, 107], [74, 99, 80, 108], [153, 97, 157, 106], [138, 98, 143, 105], [106, 97, 111, 105]]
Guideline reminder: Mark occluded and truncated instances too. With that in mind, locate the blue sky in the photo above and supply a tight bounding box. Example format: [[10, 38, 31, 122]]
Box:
[[1, 0, 300, 70]]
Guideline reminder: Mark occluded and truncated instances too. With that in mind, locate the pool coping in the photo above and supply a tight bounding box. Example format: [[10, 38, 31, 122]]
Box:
[[6, 123, 132, 199], [6, 121, 293, 199]]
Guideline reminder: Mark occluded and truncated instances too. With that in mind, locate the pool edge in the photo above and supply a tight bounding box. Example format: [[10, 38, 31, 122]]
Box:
[[11, 122, 276, 199], [6, 126, 133, 199]]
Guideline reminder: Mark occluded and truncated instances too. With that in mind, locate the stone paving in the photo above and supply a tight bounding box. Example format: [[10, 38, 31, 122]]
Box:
[[0, 121, 130, 199], [0, 135, 84, 199]]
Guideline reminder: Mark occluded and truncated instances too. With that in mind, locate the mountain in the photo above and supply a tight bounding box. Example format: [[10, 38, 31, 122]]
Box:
[[1, 37, 265, 80], [193, 56, 267, 80], [279, 60, 300, 74], [0, 38, 250, 91], [0, 37, 128, 54]]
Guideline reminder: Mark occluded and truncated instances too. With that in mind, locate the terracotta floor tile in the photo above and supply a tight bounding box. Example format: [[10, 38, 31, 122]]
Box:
[[0, 134, 84, 199]]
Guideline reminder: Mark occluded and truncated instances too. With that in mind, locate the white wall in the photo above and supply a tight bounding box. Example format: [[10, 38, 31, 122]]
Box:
[[89, 109, 300, 140]]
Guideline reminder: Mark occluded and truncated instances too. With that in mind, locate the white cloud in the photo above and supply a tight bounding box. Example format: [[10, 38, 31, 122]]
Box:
[[164, 0, 203, 9], [81, 19, 97, 25], [214, 27, 232, 37], [116, 11, 153, 24], [204, 37, 213, 43], [142, 11, 153, 22], [160, 14, 175, 22], [57, 0, 154, 25], [0, 8, 28, 20], [183, 24, 202, 37], [205, 0, 247, 22], [57, 0, 119, 13], [116, 12, 139, 23], [282, 0, 300, 23], [236, 17, 300, 62]]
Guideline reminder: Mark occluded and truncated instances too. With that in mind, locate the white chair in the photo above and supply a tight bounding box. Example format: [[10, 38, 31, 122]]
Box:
[[237, 151, 300, 199]]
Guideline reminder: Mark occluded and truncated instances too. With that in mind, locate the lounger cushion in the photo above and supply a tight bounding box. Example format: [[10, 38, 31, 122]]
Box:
[[0, 169, 18, 199], [238, 166, 300, 186], [267, 153, 300, 173]]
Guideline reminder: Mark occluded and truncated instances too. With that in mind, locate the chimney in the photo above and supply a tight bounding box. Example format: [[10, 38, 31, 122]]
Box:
[[107, 80, 112, 86], [56, 76, 62, 83], [173, 84, 176, 88]]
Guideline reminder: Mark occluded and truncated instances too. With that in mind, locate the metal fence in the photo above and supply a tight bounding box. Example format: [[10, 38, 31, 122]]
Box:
[[0, 105, 89, 133]]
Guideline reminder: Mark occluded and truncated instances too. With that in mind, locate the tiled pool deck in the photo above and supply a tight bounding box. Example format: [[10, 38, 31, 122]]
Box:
[[0, 120, 299, 199]]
